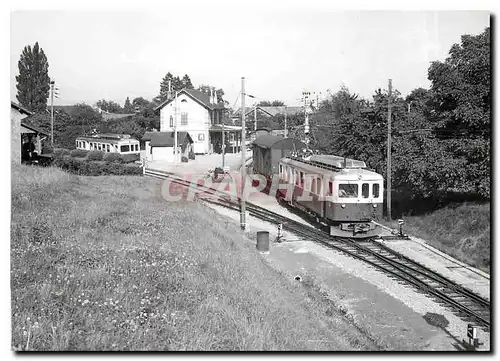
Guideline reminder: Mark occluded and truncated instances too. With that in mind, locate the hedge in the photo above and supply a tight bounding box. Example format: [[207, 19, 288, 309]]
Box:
[[87, 151, 105, 161], [53, 156, 142, 176], [103, 153, 123, 163], [70, 149, 88, 158]]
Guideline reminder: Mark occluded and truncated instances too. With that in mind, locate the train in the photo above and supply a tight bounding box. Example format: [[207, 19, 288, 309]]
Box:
[[252, 135, 384, 238], [75, 133, 140, 155]]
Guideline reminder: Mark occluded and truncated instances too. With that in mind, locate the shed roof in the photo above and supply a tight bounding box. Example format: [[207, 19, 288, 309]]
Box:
[[252, 135, 306, 150], [20, 121, 50, 136], [149, 131, 193, 147], [11, 101, 33, 116]]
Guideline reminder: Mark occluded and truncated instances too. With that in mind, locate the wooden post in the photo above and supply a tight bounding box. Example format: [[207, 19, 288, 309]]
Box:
[[240, 77, 246, 230], [387, 79, 392, 221]]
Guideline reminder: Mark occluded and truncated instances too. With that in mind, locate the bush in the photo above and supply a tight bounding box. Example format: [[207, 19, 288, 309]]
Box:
[[70, 149, 88, 158], [53, 148, 71, 160], [103, 153, 123, 163], [120, 153, 140, 163], [87, 151, 105, 161], [188, 149, 195, 160], [181, 156, 188, 163], [53, 156, 142, 176]]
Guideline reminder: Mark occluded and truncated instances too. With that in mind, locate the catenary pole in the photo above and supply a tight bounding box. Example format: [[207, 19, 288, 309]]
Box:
[[174, 90, 178, 164], [240, 77, 246, 230], [387, 79, 392, 220], [50, 81, 54, 147]]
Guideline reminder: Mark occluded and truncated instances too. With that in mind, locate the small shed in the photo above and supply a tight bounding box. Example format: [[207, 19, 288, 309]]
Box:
[[252, 135, 306, 177], [144, 131, 193, 162]]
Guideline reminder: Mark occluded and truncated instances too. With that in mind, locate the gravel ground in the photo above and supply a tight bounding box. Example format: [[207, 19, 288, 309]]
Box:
[[204, 201, 491, 351]]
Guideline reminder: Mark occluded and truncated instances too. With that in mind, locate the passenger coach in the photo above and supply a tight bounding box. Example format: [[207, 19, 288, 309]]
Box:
[[75, 134, 140, 155]]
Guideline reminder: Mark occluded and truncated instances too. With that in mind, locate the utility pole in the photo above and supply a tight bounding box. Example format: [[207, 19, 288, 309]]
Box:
[[240, 77, 247, 231], [222, 119, 225, 168], [387, 79, 392, 220], [303, 91, 310, 145], [174, 89, 178, 164], [284, 106, 287, 138], [50, 80, 55, 147], [254, 104, 257, 131]]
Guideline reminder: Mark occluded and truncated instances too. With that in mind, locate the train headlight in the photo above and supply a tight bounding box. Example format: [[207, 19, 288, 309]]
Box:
[[341, 204, 346, 208], [373, 204, 377, 208]]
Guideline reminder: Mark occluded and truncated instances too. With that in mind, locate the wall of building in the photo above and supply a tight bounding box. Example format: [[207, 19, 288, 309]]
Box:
[[152, 146, 174, 162], [160, 93, 210, 154], [11, 108, 26, 164]]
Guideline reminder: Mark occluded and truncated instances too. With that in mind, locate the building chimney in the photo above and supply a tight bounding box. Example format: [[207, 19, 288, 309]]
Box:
[[213, 90, 218, 104]]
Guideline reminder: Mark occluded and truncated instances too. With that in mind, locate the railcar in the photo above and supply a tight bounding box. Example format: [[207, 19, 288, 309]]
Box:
[[277, 154, 384, 238], [75, 133, 140, 155]]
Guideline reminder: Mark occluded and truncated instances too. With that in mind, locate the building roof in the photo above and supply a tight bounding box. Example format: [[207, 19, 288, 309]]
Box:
[[20, 121, 50, 136], [141, 131, 158, 141], [149, 131, 193, 147], [239, 105, 304, 117], [11, 101, 33, 116], [252, 134, 306, 150], [155, 88, 226, 112], [102, 113, 136, 121]]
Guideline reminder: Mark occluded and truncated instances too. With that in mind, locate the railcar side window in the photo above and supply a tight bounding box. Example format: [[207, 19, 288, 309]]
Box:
[[300, 172, 304, 187], [338, 184, 359, 198], [106, 144, 110, 152], [373, 184, 380, 198], [362, 183, 369, 198], [316, 178, 322, 195], [121, 145, 130, 153], [279, 165, 283, 177], [295, 171, 300, 185], [328, 182, 333, 196]]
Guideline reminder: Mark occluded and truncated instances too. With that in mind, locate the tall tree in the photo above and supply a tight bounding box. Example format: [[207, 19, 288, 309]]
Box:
[[123, 97, 134, 113], [181, 74, 194, 89], [158, 73, 185, 103], [197, 85, 225, 103], [16, 42, 51, 112]]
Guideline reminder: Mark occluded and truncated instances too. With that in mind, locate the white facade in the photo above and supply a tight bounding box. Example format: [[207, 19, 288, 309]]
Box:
[[151, 145, 174, 162], [159, 93, 211, 154]]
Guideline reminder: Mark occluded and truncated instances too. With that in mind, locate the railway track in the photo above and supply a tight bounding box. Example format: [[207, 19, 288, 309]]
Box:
[[144, 168, 491, 331]]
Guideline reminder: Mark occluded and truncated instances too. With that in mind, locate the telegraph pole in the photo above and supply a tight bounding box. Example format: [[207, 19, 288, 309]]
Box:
[[240, 77, 247, 230], [387, 79, 392, 220], [303, 91, 310, 145], [174, 89, 178, 164], [50, 81, 55, 147], [284, 106, 287, 137], [222, 120, 225, 168], [254, 104, 257, 131]]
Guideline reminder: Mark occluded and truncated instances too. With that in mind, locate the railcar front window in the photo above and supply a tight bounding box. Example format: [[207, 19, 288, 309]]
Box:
[[373, 184, 380, 198], [121, 145, 130, 153], [362, 183, 369, 198], [338, 183, 358, 198]]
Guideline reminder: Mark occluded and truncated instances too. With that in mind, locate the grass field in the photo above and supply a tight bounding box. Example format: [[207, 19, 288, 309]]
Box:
[[385, 202, 490, 273], [11, 163, 377, 351]]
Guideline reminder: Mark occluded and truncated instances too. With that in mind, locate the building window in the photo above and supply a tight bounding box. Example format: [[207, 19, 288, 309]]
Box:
[[181, 112, 188, 125], [170, 115, 174, 127], [198, 134, 205, 141], [120, 145, 130, 153]]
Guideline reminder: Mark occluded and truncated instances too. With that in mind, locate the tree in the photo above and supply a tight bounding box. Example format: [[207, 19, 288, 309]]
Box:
[[426, 27, 490, 197], [271, 100, 285, 106], [181, 74, 194, 89], [123, 97, 134, 113], [157, 72, 184, 103], [197, 85, 225, 103], [257, 100, 272, 106], [95, 99, 123, 113], [16, 42, 51, 113]]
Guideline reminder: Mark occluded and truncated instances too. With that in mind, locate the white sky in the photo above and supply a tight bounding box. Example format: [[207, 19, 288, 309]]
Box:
[[10, 8, 490, 108]]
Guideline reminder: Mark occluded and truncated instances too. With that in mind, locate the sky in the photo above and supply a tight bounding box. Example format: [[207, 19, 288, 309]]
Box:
[[9, 6, 491, 108]]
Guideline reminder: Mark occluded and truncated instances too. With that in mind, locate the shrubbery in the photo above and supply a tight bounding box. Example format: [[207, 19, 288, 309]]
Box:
[[87, 151, 105, 161], [53, 148, 71, 159], [120, 153, 140, 163], [103, 153, 123, 163], [70, 149, 88, 158], [53, 156, 142, 176]]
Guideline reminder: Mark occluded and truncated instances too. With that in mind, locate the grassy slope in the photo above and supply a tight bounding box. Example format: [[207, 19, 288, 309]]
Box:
[[385, 202, 490, 273], [11, 164, 376, 351]]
